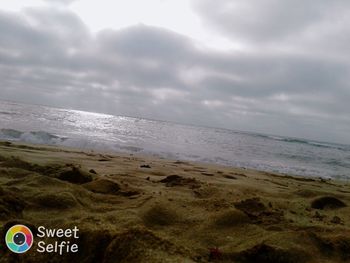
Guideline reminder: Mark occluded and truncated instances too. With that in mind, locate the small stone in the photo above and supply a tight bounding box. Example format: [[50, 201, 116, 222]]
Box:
[[89, 169, 97, 174], [312, 211, 326, 221], [331, 216, 342, 224]]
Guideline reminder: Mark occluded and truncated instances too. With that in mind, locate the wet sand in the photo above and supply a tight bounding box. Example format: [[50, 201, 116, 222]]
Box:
[[1, 140, 350, 263]]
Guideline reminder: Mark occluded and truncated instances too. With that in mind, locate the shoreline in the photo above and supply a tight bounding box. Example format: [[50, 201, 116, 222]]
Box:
[[1, 140, 350, 262], [0, 137, 343, 181]]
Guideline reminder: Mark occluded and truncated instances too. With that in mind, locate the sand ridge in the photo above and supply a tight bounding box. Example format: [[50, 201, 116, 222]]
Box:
[[1, 141, 350, 262]]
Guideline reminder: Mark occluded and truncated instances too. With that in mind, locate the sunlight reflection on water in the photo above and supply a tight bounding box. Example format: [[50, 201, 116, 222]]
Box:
[[1, 100, 350, 179]]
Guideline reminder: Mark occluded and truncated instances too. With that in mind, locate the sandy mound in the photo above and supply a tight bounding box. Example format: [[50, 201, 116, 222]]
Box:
[[83, 179, 141, 197], [33, 192, 79, 210], [83, 179, 121, 195], [309, 233, 350, 261], [213, 209, 251, 228], [0, 187, 25, 219], [0, 155, 93, 184], [142, 204, 180, 226], [294, 189, 323, 198], [234, 198, 267, 217], [1, 155, 59, 176], [62, 230, 114, 263], [103, 228, 193, 263]]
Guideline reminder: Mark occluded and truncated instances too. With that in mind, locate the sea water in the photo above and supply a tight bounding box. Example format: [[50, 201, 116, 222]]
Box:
[[0, 100, 349, 179]]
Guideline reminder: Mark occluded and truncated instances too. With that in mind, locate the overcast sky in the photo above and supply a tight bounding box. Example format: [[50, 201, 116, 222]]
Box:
[[0, 0, 349, 144]]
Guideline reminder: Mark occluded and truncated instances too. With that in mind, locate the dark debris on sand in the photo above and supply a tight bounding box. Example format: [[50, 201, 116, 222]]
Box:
[[231, 243, 310, 263], [234, 198, 284, 225], [159, 175, 201, 189]]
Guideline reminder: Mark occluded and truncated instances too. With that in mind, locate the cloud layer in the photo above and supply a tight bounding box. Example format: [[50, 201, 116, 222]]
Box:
[[0, 2, 350, 144]]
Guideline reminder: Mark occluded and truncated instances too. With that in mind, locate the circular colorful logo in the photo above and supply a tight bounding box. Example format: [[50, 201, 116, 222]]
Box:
[[5, 225, 33, 254]]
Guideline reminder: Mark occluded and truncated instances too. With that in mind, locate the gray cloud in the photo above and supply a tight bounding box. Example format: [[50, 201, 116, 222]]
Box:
[[193, 0, 350, 44], [0, 5, 350, 144], [45, 0, 77, 5]]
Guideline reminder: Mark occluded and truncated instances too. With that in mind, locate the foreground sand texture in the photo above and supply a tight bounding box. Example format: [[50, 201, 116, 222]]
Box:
[[1, 141, 350, 263]]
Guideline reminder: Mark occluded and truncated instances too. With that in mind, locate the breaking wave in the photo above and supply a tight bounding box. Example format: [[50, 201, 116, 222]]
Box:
[[0, 128, 145, 154], [0, 129, 67, 145], [249, 133, 348, 151]]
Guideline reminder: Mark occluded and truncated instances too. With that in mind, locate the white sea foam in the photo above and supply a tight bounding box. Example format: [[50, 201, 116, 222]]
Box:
[[0, 129, 66, 145], [1, 100, 349, 179]]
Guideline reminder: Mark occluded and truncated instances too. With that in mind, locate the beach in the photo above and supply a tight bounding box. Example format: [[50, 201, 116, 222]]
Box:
[[1, 140, 350, 263]]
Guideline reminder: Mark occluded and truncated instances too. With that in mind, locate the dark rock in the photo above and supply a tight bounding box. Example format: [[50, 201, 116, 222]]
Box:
[[311, 196, 346, 210], [201, 172, 214, 176], [57, 166, 93, 184], [160, 175, 182, 183], [120, 190, 140, 197], [224, 175, 237, 180]]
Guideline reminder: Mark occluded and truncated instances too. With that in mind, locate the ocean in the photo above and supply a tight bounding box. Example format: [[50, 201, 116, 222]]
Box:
[[0, 100, 349, 179]]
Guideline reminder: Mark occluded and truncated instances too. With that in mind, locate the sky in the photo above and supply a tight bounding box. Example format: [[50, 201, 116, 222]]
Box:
[[0, 0, 349, 144]]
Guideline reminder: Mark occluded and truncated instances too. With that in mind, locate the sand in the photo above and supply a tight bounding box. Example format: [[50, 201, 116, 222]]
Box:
[[1, 140, 350, 263]]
